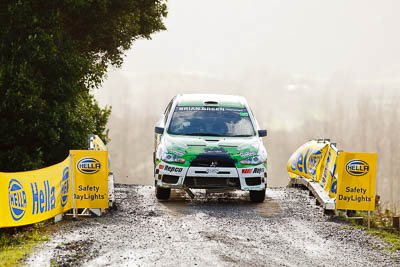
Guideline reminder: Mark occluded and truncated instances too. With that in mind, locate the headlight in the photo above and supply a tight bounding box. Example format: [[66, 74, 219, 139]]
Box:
[[240, 156, 263, 165], [161, 152, 186, 164]]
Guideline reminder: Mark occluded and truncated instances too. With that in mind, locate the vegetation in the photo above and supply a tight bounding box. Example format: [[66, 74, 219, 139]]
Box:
[[0, 0, 167, 171], [366, 230, 400, 252], [345, 203, 400, 252], [0, 223, 50, 266]]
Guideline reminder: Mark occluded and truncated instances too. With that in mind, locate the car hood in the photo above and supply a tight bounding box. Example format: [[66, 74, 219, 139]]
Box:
[[161, 134, 261, 167]]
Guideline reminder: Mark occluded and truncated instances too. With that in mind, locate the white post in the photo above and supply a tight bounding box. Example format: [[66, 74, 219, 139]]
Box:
[[70, 153, 76, 219]]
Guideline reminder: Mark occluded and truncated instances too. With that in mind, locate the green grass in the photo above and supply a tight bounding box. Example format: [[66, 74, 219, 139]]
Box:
[[366, 229, 400, 252], [341, 203, 400, 252], [0, 223, 51, 266]]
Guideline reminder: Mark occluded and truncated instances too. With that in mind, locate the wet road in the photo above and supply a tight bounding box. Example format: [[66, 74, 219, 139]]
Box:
[[27, 185, 399, 266]]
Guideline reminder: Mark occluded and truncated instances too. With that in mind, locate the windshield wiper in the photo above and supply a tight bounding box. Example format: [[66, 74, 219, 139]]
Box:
[[231, 135, 253, 137]]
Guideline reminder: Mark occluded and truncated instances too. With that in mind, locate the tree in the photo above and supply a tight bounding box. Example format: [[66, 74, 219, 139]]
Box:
[[0, 0, 167, 171]]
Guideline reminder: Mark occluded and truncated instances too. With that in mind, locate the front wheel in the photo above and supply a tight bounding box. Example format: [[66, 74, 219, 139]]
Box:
[[155, 186, 171, 200], [250, 189, 265, 202]]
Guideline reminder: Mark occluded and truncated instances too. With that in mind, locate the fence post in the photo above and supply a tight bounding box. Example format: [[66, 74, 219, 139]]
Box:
[[393, 216, 400, 231], [69, 153, 76, 219]]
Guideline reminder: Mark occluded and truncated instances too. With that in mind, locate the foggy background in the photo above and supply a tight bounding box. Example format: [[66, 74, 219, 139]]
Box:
[[94, 0, 400, 210]]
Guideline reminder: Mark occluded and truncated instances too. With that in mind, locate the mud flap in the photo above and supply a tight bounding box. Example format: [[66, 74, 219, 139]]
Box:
[[182, 185, 195, 199]]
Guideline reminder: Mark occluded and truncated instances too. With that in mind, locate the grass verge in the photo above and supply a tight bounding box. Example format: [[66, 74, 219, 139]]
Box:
[[366, 230, 400, 252], [345, 206, 400, 253], [0, 222, 52, 266]]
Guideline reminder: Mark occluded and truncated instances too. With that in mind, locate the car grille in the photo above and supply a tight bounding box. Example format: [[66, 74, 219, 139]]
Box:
[[190, 155, 236, 167], [184, 177, 240, 189]]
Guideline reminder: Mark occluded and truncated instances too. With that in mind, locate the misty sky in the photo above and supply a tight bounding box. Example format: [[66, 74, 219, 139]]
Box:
[[96, 1, 400, 204], [108, 0, 400, 81]]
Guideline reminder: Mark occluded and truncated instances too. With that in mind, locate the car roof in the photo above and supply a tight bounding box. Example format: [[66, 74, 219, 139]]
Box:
[[176, 94, 247, 108]]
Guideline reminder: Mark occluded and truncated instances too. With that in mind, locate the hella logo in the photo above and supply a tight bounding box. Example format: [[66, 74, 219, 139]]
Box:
[[308, 151, 323, 175], [8, 179, 27, 221], [61, 167, 69, 207], [77, 157, 101, 174], [345, 159, 369, 176]]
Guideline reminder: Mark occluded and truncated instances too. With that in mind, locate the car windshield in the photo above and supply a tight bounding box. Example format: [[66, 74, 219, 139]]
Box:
[[167, 106, 256, 137]]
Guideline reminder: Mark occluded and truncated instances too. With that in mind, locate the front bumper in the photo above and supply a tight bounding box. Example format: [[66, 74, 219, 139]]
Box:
[[155, 162, 267, 191]]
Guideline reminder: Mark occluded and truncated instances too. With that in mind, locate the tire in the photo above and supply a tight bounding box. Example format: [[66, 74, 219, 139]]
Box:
[[156, 186, 171, 200], [250, 189, 265, 202]]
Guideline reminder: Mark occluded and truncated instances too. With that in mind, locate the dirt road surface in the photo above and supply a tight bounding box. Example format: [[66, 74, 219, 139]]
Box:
[[27, 184, 399, 266]]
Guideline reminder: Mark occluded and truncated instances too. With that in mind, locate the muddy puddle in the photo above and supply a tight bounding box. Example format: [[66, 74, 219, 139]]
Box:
[[160, 189, 281, 218]]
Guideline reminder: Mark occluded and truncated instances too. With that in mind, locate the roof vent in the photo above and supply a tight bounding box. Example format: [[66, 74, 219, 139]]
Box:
[[204, 101, 219, 105]]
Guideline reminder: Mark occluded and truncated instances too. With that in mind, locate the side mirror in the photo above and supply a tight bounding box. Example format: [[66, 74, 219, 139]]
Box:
[[258, 130, 267, 137], [155, 127, 164, 134]]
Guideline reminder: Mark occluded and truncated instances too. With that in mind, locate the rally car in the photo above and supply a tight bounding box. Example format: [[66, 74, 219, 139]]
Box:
[[153, 94, 268, 202]]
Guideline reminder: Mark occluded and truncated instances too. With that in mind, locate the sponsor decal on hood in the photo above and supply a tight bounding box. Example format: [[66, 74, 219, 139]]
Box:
[[161, 134, 261, 167]]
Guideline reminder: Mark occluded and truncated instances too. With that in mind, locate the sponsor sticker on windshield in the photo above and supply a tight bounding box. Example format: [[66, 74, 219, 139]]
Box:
[[176, 107, 248, 113], [177, 107, 226, 111]]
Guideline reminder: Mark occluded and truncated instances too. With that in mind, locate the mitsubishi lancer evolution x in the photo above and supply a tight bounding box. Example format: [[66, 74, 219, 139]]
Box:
[[153, 94, 268, 202]]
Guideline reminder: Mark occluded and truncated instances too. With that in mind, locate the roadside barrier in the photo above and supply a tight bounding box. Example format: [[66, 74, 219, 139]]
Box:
[[1, 136, 110, 228], [1, 157, 72, 227], [88, 134, 116, 211], [70, 150, 109, 209], [287, 139, 377, 214]]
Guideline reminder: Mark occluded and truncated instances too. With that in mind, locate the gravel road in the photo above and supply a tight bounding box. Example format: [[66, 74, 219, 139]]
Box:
[[27, 184, 399, 266]]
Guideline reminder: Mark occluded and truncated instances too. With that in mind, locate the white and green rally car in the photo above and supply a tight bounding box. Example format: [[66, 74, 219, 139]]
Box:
[[154, 94, 268, 202]]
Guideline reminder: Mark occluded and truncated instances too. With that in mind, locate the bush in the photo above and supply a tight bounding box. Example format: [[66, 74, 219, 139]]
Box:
[[0, 0, 167, 171]]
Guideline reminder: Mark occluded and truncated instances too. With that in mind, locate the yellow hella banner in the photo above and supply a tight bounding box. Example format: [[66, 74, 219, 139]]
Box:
[[90, 134, 107, 151], [336, 152, 377, 211], [71, 150, 108, 208], [287, 140, 329, 182], [320, 145, 339, 199], [89, 134, 111, 174], [0, 157, 72, 228], [287, 140, 339, 199], [0, 150, 109, 228]]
